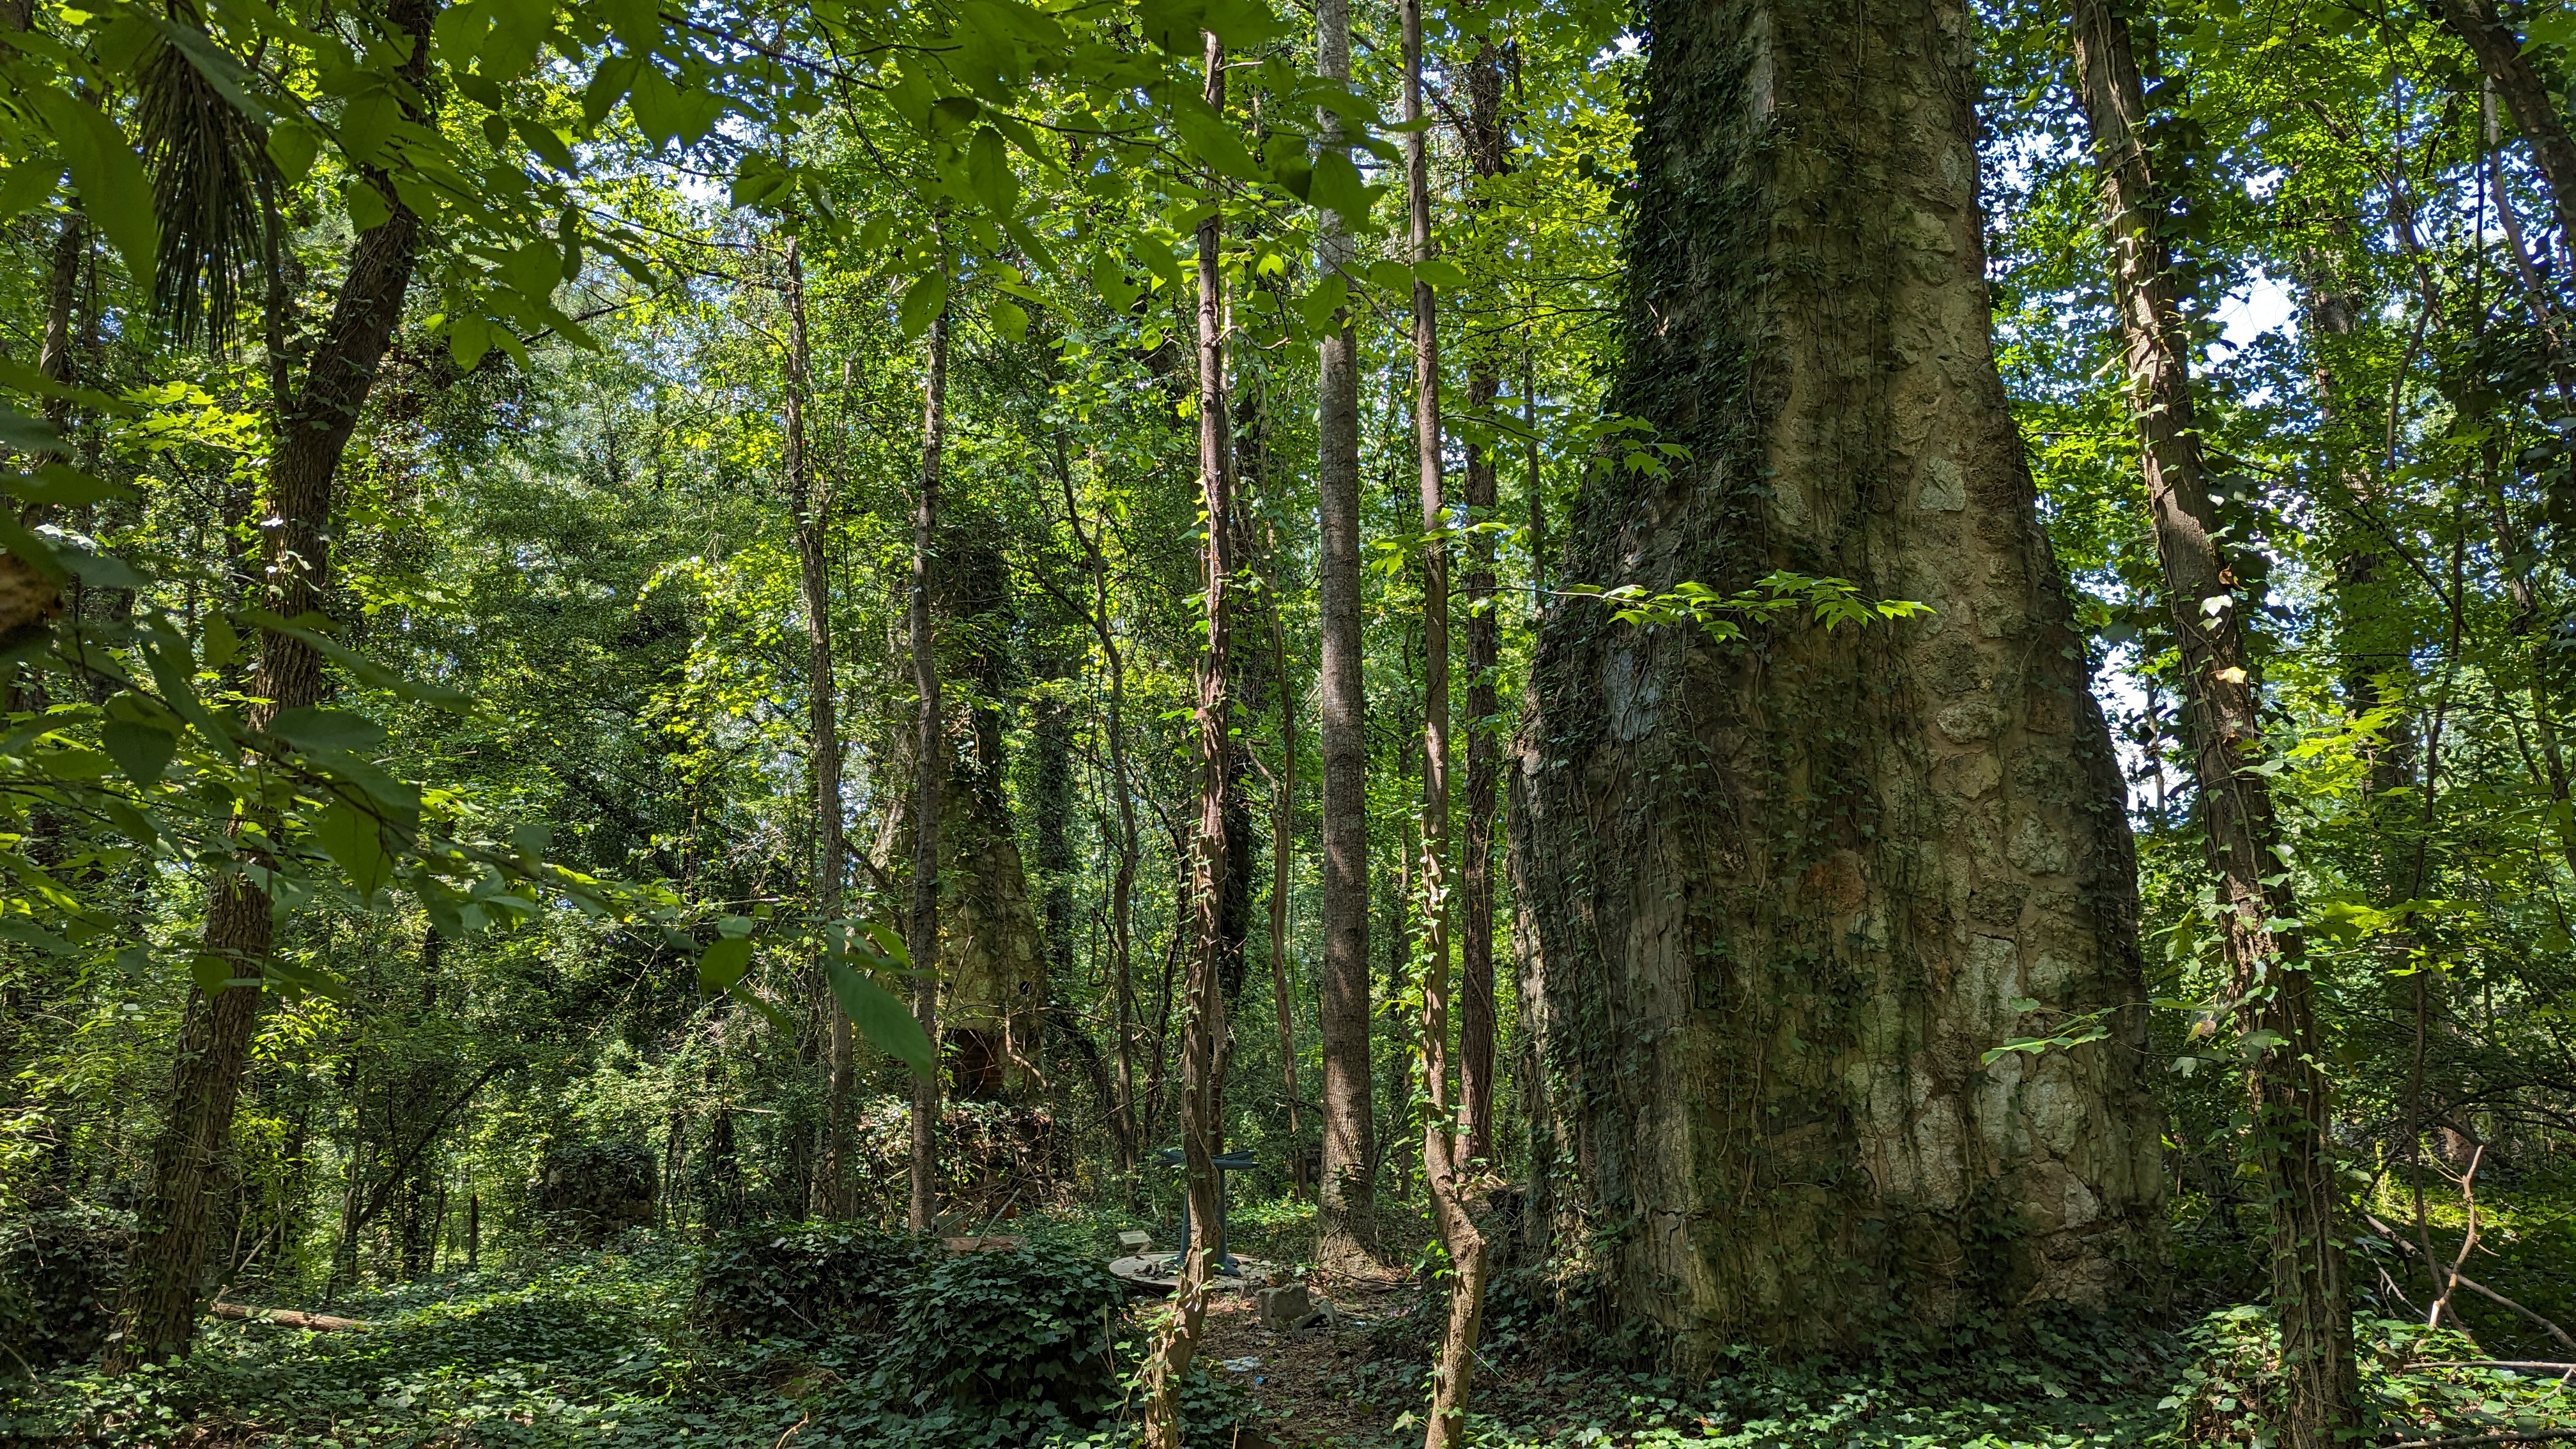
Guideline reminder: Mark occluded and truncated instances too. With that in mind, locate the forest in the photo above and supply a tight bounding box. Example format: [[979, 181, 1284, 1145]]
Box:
[[3, 0, 2576, 1441]]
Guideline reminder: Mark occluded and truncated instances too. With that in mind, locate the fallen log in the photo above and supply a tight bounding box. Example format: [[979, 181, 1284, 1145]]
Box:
[[210, 1302, 367, 1332]]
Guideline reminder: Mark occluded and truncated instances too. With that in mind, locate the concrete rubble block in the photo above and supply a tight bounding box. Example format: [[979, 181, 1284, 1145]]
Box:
[[1254, 1283, 1310, 1330]]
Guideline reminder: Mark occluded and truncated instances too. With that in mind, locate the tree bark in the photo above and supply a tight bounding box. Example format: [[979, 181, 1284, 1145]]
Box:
[[1458, 26, 1509, 1171], [1313, 0, 1377, 1275], [2068, 4, 2354, 1439], [935, 526, 1048, 1100], [907, 300, 950, 1237], [1512, 0, 2167, 1360], [1144, 39, 1236, 1447], [785, 236, 857, 1220], [107, 0, 439, 1371], [1406, 5, 1485, 1439]]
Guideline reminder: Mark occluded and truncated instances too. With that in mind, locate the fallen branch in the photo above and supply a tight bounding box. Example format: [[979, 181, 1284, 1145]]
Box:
[[2380, 1423, 2576, 1433], [2405, 1362, 2576, 1374], [2365, 1213, 2576, 1354], [209, 1302, 367, 1332]]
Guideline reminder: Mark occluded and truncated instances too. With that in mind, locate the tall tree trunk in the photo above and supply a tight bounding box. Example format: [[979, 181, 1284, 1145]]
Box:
[[2435, 0, 2576, 252], [1512, 0, 2167, 1360], [1144, 38, 1236, 1447], [1313, 0, 1377, 1275], [2069, 6, 2354, 1439], [1034, 625, 1078, 1094], [785, 236, 856, 1220], [1458, 24, 1509, 1171], [1406, 4, 1485, 1439], [107, 0, 440, 1370], [907, 300, 950, 1237], [1264, 549, 1303, 1193], [935, 525, 1048, 1099], [1074, 480, 1144, 1172]]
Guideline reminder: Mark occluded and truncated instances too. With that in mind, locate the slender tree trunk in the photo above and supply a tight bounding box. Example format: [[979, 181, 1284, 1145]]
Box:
[[1406, 4, 1485, 1439], [1264, 549, 1305, 1192], [1064, 466, 1144, 1172], [36, 211, 81, 448], [1457, 26, 1509, 1171], [1522, 351, 1543, 610], [107, 0, 439, 1371], [1144, 39, 1236, 1448], [907, 300, 950, 1237], [1313, 0, 1376, 1275], [2069, 6, 2354, 1441], [1513, 0, 2166, 1360], [785, 237, 856, 1219], [6, 206, 81, 702]]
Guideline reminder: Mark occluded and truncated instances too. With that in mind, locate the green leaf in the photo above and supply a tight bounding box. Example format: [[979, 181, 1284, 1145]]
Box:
[[0, 162, 59, 225], [600, 0, 659, 51], [268, 706, 387, 753], [990, 296, 1029, 342], [1310, 149, 1371, 227], [0, 917, 73, 955], [513, 117, 576, 172], [25, 88, 155, 282], [0, 409, 66, 456], [1135, 0, 1209, 52], [102, 717, 177, 787], [1170, 99, 1260, 182], [313, 797, 394, 896], [928, 95, 981, 137], [199, 612, 240, 669], [346, 179, 393, 233], [0, 512, 66, 584], [582, 54, 638, 129], [339, 89, 402, 166], [0, 464, 126, 506], [266, 119, 322, 183], [826, 955, 934, 1077], [260, 953, 351, 999], [898, 270, 949, 339], [137, 624, 234, 755], [1413, 257, 1469, 290], [36, 746, 113, 779], [967, 126, 1018, 215], [1200, 0, 1291, 49], [1090, 252, 1140, 311], [860, 921, 911, 967], [101, 797, 158, 843], [477, 0, 552, 80], [726, 981, 792, 1033], [629, 66, 686, 145], [1300, 272, 1347, 332], [696, 935, 753, 995]]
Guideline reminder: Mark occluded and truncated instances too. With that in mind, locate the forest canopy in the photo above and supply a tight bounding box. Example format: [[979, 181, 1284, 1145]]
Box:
[[1, 0, 2574, 1443]]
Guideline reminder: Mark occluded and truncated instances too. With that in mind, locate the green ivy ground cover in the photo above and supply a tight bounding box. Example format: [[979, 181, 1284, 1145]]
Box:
[[1, 1221, 2570, 1448]]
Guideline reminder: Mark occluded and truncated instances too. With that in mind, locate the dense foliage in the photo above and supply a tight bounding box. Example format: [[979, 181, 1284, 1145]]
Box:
[[1, 0, 2575, 1436]]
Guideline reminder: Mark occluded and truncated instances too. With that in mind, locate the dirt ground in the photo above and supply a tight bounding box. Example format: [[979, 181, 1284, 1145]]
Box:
[[1192, 1266, 1423, 1449]]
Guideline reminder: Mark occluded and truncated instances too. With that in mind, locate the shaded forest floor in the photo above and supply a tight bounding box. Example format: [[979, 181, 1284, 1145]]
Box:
[[3, 1204, 2575, 1447]]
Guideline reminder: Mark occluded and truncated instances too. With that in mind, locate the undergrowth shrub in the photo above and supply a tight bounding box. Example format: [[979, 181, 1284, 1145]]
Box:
[[0, 1206, 129, 1372], [2165, 1306, 2576, 1444], [696, 1223, 930, 1341], [887, 1238, 1128, 1437]]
